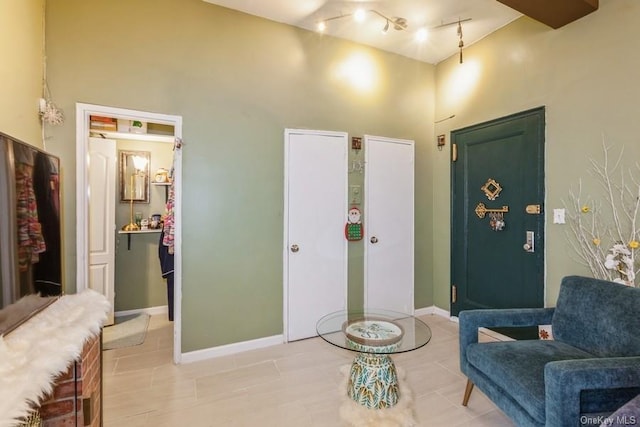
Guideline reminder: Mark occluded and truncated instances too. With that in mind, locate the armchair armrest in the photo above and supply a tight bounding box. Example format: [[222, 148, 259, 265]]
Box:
[[459, 308, 555, 374], [459, 308, 556, 347], [545, 357, 640, 427]]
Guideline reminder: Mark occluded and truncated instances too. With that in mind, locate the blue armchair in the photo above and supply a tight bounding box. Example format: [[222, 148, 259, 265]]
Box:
[[459, 275, 640, 427]]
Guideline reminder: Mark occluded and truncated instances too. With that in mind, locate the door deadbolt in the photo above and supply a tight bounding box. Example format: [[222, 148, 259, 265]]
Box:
[[290, 244, 299, 253], [370, 236, 379, 244], [523, 231, 534, 253]]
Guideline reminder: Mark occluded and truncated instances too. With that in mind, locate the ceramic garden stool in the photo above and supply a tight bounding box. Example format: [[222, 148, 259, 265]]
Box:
[[316, 309, 432, 410]]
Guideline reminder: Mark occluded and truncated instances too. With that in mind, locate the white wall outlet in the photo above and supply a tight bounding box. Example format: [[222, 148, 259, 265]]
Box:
[[553, 208, 565, 224]]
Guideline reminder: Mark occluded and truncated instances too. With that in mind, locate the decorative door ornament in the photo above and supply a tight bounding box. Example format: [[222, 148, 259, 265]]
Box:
[[489, 212, 506, 231], [345, 207, 363, 241], [476, 177, 508, 231], [481, 178, 502, 201]]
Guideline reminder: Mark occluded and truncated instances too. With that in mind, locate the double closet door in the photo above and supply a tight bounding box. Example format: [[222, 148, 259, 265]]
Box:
[[284, 130, 415, 342], [284, 129, 348, 342], [364, 135, 415, 315]]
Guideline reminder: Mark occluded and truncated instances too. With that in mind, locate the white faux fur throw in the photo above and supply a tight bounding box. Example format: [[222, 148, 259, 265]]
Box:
[[339, 365, 417, 427], [0, 290, 109, 426]]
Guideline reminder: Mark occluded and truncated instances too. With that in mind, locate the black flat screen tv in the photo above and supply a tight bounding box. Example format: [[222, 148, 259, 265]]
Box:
[[0, 132, 62, 334]]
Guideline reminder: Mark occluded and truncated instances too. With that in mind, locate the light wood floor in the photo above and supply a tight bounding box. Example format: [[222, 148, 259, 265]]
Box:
[[103, 314, 515, 426]]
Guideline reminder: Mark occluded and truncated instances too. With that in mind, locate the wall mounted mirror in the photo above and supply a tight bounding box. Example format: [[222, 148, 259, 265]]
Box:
[[119, 150, 150, 203]]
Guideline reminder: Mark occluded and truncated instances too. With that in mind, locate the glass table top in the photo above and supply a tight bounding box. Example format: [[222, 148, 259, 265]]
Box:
[[316, 309, 432, 355]]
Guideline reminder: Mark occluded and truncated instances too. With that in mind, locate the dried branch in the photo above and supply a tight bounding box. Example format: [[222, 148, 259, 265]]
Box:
[[564, 141, 639, 287]]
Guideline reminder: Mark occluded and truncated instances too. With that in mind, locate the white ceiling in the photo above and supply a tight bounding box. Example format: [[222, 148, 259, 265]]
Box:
[[203, 0, 522, 64]]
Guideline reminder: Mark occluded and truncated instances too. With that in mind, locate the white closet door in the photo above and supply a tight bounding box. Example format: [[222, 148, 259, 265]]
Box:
[[364, 135, 415, 314], [284, 129, 348, 341], [88, 137, 116, 325]]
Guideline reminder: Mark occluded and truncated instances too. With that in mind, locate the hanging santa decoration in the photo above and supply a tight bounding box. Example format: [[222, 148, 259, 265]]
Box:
[[345, 207, 363, 241]]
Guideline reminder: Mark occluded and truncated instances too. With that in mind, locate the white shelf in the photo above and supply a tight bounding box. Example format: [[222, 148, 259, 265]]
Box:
[[118, 229, 162, 234], [118, 228, 162, 250], [89, 130, 175, 143]]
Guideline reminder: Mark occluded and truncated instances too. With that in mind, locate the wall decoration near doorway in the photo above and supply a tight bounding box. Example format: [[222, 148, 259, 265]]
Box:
[[345, 207, 363, 241], [119, 150, 150, 203]]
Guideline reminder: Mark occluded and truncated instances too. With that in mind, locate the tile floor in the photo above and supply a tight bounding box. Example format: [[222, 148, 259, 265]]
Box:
[[103, 314, 515, 426]]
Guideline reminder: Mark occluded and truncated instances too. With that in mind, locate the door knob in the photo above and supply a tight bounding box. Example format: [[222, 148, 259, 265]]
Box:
[[290, 244, 299, 253], [370, 236, 378, 244]]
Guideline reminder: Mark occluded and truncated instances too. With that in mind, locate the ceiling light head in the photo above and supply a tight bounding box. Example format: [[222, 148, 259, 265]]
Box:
[[392, 17, 407, 31], [354, 8, 366, 23], [382, 19, 389, 34], [317, 21, 327, 32], [415, 28, 428, 43]]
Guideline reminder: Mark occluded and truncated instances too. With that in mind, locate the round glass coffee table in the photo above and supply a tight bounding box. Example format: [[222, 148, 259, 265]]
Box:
[[316, 309, 431, 409]]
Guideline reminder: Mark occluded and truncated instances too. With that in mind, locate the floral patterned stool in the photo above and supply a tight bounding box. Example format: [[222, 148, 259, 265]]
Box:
[[316, 310, 432, 410]]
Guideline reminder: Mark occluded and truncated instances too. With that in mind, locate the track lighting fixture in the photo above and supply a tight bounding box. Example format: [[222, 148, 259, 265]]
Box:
[[433, 18, 471, 64], [317, 9, 410, 36], [457, 19, 464, 64], [316, 11, 471, 63]]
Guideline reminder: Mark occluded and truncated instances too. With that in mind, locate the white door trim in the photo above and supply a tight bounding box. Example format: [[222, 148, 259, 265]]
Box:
[[363, 135, 415, 314], [76, 103, 183, 363], [282, 128, 349, 342]]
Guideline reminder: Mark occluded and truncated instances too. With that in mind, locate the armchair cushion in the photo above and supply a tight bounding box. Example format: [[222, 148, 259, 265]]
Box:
[[551, 276, 640, 357], [466, 340, 594, 422]]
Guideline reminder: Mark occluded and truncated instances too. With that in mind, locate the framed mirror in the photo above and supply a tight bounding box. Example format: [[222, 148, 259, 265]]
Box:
[[119, 150, 150, 203]]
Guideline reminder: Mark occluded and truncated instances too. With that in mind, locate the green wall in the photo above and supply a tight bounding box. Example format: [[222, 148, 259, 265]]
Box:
[[433, 0, 640, 308], [45, 0, 435, 352], [0, 0, 43, 146]]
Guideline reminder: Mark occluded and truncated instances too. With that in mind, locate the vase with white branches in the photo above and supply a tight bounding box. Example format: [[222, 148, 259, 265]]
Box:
[[564, 142, 640, 287]]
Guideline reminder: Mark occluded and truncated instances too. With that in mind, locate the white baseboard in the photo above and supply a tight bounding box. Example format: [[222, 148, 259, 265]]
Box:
[[415, 305, 453, 320], [115, 305, 168, 318], [178, 306, 455, 365], [180, 334, 284, 364]]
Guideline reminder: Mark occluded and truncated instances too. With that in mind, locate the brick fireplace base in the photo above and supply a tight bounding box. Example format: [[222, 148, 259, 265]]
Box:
[[38, 333, 102, 427]]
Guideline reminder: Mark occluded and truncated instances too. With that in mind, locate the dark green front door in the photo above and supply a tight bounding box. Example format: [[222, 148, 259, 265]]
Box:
[[451, 107, 545, 315]]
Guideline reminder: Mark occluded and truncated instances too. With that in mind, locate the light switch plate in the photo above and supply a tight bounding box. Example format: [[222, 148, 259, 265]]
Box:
[[553, 208, 565, 224], [350, 185, 362, 205]]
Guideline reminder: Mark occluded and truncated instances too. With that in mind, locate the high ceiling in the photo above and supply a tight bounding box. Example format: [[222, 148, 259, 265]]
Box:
[[202, 0, 523, 64]]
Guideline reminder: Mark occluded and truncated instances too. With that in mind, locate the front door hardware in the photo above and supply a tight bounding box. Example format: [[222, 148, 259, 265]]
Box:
[[525, 204, 541, 214], [475, 203, 509, 219], [523, 231, 535, 252]]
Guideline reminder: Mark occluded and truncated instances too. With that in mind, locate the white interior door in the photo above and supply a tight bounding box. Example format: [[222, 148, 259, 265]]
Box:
[[285, 129, 348, 341], [364, 135, 415, 314], [88, 137, 116, 325]]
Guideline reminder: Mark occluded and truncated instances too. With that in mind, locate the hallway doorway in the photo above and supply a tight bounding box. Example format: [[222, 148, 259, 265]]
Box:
[[76, 103, 183, 363]]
